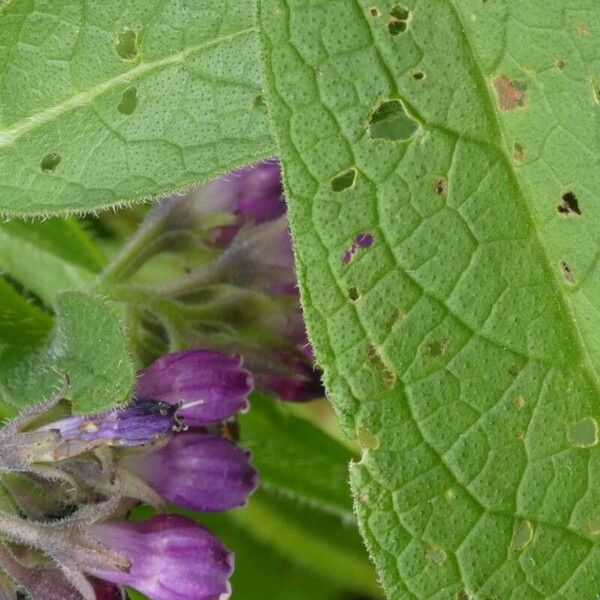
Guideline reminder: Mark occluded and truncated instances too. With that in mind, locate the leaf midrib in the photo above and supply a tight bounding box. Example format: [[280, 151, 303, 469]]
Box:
[[0, 26, 255, 149], [444, 0, 600, 394]]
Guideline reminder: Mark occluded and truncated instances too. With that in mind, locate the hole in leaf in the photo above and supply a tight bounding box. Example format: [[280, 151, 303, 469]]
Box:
[[117, 87, 138, 115], [412, 71, 425, 81], [348, 286, 360, 302], [331, 168, 357, 192], [457, 590, 471, 600], [556, 58, 565, 70], [433, 177, 447, 197], [512, 520, 533, 550], [253, 94, 266, 109], [368, 6, 380, 17], [40, 153, 61, 173], [388, 5, 410, 35], [560, 260, 576, 285], [426, 338, 449, 357], [116, 29, 139, 60], [569, 417, 598, 448], [367, 99, 419, 141], [425, 545, 447, 566], [557, 190, 581, 216]]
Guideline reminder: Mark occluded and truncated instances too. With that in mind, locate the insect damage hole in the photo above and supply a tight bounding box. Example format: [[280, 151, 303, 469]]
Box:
[[367, 99, 419, 141], [331, 168, 357, 192], [40, 153, 61, 173], [388, 5, 410, 35], [412, 71, 425, 81], [117, 87, 138, 115], [116, 29, 139, 60], [348, 286, 360, 302], [368, 6, 380, 17], [557, 190, 581, 216]]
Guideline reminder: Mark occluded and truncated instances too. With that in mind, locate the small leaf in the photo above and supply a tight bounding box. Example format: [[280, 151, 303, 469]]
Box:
[[0, 0, 274, 215], [0, 291, 135, 414]]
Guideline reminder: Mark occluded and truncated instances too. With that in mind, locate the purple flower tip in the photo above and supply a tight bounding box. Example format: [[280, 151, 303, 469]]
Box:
[[121, 433, 259, 512], [136, 350, 253, 426], [89, 515, 234, 600]]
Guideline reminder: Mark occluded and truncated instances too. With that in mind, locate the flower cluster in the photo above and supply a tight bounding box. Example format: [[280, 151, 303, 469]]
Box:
[[0, 349, 257, 600], [103, 161, 323, 403]]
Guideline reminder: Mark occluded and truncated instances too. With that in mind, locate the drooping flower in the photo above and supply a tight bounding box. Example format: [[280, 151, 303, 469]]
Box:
[[135, 349, 252, 426], [0, 348, 257, 599], [119, 433, 258, 512], [124, 161, 324, 403], [86, 515, 234, 600]]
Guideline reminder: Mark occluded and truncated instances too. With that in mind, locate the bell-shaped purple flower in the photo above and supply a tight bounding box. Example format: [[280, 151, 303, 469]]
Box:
[[87, 515, 233, 600], [135, 350, 252, 426], [120, 433, 258, 512]]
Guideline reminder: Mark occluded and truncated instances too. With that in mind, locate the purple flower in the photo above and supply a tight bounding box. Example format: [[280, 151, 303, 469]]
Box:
[[135, 350, 252, 426], [204, 161, 285, 245], [120, 433, 258, 512], [87, 515, 233, 600]]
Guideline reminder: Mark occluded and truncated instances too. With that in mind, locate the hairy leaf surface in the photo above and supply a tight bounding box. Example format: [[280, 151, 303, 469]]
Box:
[[0, 0, 274, 215], [259, 0, 600, 597], [0, 291, 135, 413]]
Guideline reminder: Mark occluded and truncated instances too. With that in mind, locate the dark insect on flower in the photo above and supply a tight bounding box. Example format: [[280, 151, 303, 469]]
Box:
[[0, 349, 257, 600]]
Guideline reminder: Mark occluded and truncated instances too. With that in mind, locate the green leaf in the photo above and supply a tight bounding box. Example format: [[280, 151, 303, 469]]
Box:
[[0, 219, 106, 273], [240, 393, 356, 518], [0, 220, 97, 305], [259, 1, 600, 597], [0, 278, 52, 346], [228, 489, 381, 597], [0, 291, 135, 413], [0, 0, 274, 216]]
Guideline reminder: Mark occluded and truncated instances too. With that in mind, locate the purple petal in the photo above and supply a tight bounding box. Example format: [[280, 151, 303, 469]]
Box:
[[92, 580, 126, 600], [88, 515, 233, 600], [136, 350, 253, 426], [121, 433, 258, 511]]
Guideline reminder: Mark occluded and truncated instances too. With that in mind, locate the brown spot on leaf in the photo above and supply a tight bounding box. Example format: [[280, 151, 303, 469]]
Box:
[[492, 75, 528, 111], [560, 261, 576, 285], [578, 25, 589, 36], [513, 143, 525, 164], [433, 177, 448, 197], [556, 58, 565, 70], [367, 342, 396, 389]]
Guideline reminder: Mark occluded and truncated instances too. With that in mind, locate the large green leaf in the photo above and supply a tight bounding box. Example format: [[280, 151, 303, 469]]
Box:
[[0, 0, 274, 216], [0, 291, 135, 413], [259, 1, 600, 598]]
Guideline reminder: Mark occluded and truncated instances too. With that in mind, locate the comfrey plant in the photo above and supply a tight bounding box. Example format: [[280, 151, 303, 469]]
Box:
[[101, 161, 323, 403], [0, 349, 257, 600]]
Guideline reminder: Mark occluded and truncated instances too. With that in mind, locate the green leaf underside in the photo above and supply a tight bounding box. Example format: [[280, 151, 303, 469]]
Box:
[[259, 1, 600, 598], [0, 0, 275, 216], [0, 291, 135, 413]]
